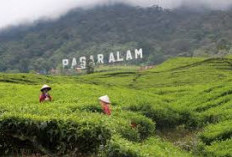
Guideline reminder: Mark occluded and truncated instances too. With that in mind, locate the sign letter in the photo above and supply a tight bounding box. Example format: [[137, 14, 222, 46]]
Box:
[[97, 54, 104, 64], [62, 59, 69, 68], [109, 53, 116, 63], [135, 48, 143, 59], [90, 55, 95, 65], [71, 58, 77, 69], [117, 51, 124, 62], [126, 50, 133, 60], [80, 57, 86, 69]]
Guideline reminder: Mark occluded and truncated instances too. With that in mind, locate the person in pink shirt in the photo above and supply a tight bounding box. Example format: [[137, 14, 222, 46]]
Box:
[[39, 85, 52, 103], [99, 95, 111, 115]]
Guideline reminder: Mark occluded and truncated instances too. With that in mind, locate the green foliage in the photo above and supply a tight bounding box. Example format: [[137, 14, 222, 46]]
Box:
[[0, 113, 111, 156], [203, 139, 232, 157], [105, 135, 191, 157], [199, 120, 232, 145], [2, 5, 232, 72], [111, 111, 156, 141], [1, 57, 232, 156], [125, 103, 181, 129]]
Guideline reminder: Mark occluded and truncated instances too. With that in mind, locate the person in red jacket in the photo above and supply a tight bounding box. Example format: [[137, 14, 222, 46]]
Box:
[[39, 85, 52, 103], [99, 95, 111, 115]]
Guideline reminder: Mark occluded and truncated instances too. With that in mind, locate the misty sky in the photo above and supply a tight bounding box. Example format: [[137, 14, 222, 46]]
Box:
[[0, 0, 232, 30]]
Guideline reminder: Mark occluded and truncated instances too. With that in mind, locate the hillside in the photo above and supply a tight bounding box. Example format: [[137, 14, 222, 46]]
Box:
[[1, 4, 232, 72], [1, 57, 232, 156]]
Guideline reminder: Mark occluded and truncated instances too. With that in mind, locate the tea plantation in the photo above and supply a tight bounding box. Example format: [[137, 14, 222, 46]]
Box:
[[1, 57, 232, 156]]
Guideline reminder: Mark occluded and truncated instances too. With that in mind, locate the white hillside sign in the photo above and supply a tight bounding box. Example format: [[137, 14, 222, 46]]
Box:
[[62, 48, 143, 69]]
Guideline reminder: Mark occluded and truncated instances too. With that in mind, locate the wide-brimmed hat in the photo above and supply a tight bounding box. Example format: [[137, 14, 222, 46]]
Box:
[[41, 85, 51, 92], [99, 95, 111, 104]]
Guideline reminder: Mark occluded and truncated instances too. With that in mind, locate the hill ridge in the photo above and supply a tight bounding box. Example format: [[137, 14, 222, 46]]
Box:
[[1, 5, 232, 72]]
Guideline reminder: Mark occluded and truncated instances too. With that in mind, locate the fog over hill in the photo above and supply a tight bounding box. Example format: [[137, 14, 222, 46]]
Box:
[[0, 0, 232, 30], [0, 3, 232, 73]]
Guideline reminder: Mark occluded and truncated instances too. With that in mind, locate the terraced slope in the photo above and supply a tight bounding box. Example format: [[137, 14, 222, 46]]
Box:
[[1, 57, 232, 156]]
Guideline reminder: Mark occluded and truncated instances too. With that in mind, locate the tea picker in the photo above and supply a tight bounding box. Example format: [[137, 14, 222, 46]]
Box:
[[39, 84, 52, 103], [99, 95, 111, 115]]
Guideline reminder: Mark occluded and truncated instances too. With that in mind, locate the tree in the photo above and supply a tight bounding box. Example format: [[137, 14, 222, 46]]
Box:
[[86, 58, 95, 74]]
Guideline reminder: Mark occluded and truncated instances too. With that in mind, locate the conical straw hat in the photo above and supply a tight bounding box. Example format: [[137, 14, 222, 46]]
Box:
[[41, 84, 51, 92], [99, 95, 111, 104]]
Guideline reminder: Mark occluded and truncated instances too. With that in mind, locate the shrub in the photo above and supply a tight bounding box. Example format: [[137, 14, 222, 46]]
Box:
[[105, 136, 139, 157], [126, 103, 181, 129], [103, 111, 155, 142], [199, 120, 232, 145], [105, 135, 192, 157], [0, 113, 111, 156], [203, 139, 232, 157]]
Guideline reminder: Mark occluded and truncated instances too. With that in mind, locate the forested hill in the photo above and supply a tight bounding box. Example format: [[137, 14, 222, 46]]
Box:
[[1, 4, 232, 73]]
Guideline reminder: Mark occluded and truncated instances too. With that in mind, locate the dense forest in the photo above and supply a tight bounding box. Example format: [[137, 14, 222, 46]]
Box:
[[0, 4, 232, 73]]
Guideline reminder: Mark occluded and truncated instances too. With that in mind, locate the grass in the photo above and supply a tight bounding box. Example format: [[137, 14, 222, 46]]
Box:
[[94, 65, 140, 73], [1, 57, 232, 156]]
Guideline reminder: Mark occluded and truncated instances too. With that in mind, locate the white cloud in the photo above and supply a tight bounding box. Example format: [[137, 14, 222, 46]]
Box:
[[0, 0, 110, 29], [125, 0, 182, 8], [179, 0, 232, 10], [0, 0, 232, 30]]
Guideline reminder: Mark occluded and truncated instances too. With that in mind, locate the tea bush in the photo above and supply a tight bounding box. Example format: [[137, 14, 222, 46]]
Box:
[[203, 139, 232, 157], [0, 113, 111, 156], [105, 135, 192, 157], [199, 120, 232, 145], [1, 57, 232, 156], [125, 103, 181, 129]]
